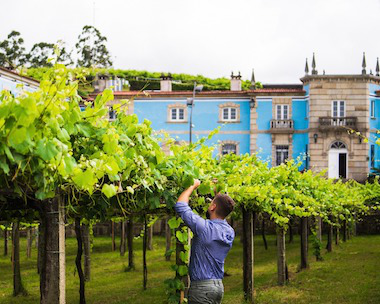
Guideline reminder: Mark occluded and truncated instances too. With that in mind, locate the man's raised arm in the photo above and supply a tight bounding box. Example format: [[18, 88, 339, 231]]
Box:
[[174, 179, 206, 235]]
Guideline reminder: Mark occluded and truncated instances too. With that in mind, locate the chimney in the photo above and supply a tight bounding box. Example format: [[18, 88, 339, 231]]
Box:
[[93, 74, 110, 92], [160, 73, 172, 92], [230, 71, 242, 91]]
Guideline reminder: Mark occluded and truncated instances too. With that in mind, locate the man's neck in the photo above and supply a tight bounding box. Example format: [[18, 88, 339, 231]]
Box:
[[210, 214, 224, 221]]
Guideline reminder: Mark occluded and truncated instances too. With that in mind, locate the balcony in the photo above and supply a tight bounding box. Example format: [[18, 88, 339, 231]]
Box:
[[318, 117, 357, 131], [270, 119, 294, 133]]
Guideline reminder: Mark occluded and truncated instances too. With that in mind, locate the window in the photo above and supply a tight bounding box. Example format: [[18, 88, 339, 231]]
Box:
[[332, 100, 345, 117], [222, 107, 237, 121], [109, 106, 116, 120], [167, 104, 187, 122], [332, 101, 345, 126], [371, 100, 375, 118], [222, 143, 237, 155], [276, 104, 289, 120], [219, 103, 240, 122], [276, 145, 289, 166], [305, 144, 309, 170], [371, 144, 375, 168], [331, 141, 347, 149], [170, 108, 185, 121]]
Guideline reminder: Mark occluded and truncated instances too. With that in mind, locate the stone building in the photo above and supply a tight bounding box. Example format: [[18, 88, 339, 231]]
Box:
[[91, 54, 380, 182]]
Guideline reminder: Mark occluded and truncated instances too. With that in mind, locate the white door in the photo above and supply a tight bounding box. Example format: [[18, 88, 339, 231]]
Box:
[[328, 148, 348, 179], [328, 150, 339, 179]]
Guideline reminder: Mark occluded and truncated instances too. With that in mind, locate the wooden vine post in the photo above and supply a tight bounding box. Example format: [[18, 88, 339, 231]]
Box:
[[288, 218, 294, 244], [39, 196, 66, 304], [12, 220, 26, 296], [81, 224, 91, 281], [300, 217, 309, 269], [143, 216, 148, 290], [120, 221, 126, 256], [343, 220, 348, 242], [242, 208, 255, 303], [327, 222, 333, 252], [4, 226, 8, 256], [335, 226, 340, 245], [175, 221, 189, 303], [126, 218, 135, 270], [261, 216, 268, 250], [316, 216, 322, 243], [74, 218, 86, 304], [277, 226, 287, 285], [165, 216, 171, 261], [111, 221, 116, 251]]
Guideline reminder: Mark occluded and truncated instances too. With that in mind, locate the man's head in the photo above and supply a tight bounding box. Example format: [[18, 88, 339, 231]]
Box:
[[207, 193, 235, 220]]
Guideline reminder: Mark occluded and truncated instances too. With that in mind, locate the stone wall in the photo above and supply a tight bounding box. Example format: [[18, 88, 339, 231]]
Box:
[[304, 76, 379, 181]]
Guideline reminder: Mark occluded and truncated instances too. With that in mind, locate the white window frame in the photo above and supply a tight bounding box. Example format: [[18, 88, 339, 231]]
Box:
[[371, 100, 375, 118], [167, 103, 187, 123], [222, 107, 238, 122], [218, 103, 240, 123], [276, 104, 289, 120], [170, 108, 185, 122], [275, 145, 289, 166], [332, 100, 345, 118]]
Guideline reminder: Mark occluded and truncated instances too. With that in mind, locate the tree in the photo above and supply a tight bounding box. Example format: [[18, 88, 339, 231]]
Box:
[[28, 41, 73, 68], [28, 43, 55, 68], [0, 31, 27, 69], [76, 25, 113, 68]]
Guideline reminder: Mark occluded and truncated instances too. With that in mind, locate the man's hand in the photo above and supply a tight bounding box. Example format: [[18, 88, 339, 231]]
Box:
[[177, 179, 201, 204], [192, 179, 201, 189], [212, 178, 219, 195]]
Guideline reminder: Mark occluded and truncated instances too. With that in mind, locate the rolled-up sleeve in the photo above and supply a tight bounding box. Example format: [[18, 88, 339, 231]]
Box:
[[174, 202, 206, 235]]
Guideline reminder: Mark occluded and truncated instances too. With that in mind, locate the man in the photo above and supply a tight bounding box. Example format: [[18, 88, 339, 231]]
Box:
[[174, 179, 235, 304]]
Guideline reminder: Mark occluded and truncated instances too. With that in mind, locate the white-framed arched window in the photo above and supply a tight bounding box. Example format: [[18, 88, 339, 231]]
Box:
[[218, 103, 240, 122], [167, 103, 188, 123], [330, 141, 347, 149]]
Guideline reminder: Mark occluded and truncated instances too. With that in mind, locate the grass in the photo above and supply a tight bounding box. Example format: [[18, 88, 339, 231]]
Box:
[[0, 233, 380, 303]]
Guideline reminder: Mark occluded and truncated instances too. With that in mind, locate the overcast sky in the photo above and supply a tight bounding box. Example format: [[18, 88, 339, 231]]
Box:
[[1, 0, 380, 83]]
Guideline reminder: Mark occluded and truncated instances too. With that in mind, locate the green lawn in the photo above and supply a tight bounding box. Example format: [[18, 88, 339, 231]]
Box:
[[0, 233, 379, 304]]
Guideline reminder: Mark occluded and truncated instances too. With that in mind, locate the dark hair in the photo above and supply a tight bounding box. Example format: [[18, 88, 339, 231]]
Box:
[[214, 193, 235, 218]]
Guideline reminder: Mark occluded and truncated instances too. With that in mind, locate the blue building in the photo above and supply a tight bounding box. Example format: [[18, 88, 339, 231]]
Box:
[[92, 54, 380, 182], [0, 67, 39, 95]]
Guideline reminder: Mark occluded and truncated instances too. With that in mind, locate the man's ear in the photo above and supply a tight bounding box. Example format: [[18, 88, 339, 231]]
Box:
[[211, 202, 217, 211]]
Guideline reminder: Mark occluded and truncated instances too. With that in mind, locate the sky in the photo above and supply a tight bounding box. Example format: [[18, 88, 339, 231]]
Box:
[[1, 0, 380, 84]]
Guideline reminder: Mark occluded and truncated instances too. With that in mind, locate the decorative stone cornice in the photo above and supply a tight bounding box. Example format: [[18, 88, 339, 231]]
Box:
[[218, 102, 240, 108], [167, 103, 187, 109], [300, 74, 380, 84]]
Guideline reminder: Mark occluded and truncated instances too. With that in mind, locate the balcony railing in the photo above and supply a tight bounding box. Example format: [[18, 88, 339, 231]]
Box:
[[319, 117, 357, 130], [270, 119, 294, 133]]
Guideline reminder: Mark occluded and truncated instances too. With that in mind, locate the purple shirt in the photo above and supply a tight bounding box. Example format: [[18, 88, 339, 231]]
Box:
[[174, 202, 235, 281]]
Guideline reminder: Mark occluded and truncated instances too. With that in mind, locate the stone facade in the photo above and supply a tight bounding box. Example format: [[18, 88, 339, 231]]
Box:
[[302, 75, 380, 181]]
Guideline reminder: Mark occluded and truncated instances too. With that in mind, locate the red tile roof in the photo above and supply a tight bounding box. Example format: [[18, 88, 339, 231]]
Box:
[[89, 88, 305, 99]]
